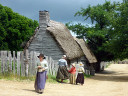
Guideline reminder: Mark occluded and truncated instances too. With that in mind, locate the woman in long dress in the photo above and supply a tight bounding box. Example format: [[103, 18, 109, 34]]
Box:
[[34, 54, 48, 94], [56, 55, 69, 83], [76, 62, 85, 85]]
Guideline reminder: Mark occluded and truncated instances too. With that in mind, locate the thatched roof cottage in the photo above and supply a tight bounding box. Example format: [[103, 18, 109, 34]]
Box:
[[24, 11, 97, 73]]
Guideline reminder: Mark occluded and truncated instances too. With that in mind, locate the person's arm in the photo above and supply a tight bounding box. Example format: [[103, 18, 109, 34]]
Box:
[[35, 62, 41, 69], [44, 61, 48, 70], [38, 66, 42, 69], [65, 60, 68, 66], [68, 67, 74, 73], [58, 61, 60, 65], [82, 67, 85, 73]]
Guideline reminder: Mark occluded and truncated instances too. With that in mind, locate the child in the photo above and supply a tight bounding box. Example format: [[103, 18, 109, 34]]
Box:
[[68, 63, 76, 84], [76, 62, 85, 85]]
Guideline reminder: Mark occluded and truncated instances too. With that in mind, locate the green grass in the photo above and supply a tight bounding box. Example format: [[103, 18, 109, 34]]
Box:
[[0, 73, 91, 84], [105, 62, 112, 68], [84, 73, 91, 78], [0, 73, 35, 81], [46, 74, 58, 83], [0, 73, 59, 83]]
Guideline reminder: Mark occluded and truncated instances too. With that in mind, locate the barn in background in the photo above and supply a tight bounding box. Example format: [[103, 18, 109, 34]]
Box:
[[24, 11, 97, 75]]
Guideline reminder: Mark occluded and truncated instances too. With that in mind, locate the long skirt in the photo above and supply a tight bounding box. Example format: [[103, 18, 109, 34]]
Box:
[[76, 73, 84, 84], [56, 66, 69, 80], [34, 71, 47, 92], [69, 73, 76, 84]]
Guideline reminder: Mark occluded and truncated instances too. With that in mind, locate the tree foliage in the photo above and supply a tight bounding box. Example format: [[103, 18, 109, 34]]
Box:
[[66, 1, 128, 62], [107, 2, 128, 60], [0, 4, 39, 51]]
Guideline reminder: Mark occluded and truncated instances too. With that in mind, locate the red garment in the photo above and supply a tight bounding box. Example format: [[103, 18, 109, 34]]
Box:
[[68, 66, 76, 74]]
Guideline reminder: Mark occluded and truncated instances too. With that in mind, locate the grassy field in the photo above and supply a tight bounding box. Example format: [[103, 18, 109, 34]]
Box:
[[0, 72, 90, 84]]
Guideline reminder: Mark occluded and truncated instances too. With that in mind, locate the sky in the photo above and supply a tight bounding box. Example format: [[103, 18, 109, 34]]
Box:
[[0, 0, 123, 25]]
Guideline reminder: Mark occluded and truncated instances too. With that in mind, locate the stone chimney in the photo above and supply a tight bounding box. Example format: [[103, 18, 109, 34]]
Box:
[[39, 10, 50, 28]]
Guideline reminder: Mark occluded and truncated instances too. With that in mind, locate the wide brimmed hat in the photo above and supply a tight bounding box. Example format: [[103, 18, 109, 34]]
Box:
[[72, 63, 76, 67], [79, 62, 84, 66], [62, 55, 67, 58], [37, 53, 45, 58]]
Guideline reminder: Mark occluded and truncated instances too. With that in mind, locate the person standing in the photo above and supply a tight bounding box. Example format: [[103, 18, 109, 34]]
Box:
[[76, 62, 85, 85], [56, 55, 69, 83], [34, 54, 48, 94], [68, 63, 76, 84]]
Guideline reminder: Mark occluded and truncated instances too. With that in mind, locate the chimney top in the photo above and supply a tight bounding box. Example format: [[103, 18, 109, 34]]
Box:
[[39, 10, 49, 12], [39, 10, 50, 27]]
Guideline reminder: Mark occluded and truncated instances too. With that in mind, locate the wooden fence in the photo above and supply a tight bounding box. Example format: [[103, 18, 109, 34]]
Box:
[[0, 50, 58, 77]]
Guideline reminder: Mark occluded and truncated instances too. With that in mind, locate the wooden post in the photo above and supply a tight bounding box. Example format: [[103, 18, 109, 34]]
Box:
[[21, 51, 25, 76], [31, 51, 35, 76], [8, 51, 12, 72], [13, 51, 16, 75], [0, 51, 2, 73], [32, 51, 36, 76], [52, 60, 55, 76], [49, 57, 52, 75], [35, 52, 40, 75], [29, 51, 33, 76], [25, 50, 29, 77], [1, 51, 4, 73], [17, 52, 20, 76], [2, 51, 5, 73], [47, 56, 50, 75], [4, 51, 8, 72]]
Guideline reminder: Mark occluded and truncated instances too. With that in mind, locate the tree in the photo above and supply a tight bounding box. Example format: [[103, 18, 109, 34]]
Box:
[[0, 4, 39, 51], [75, 1, 118, 29], [106, 2, 128, 60], [66, 1, 119, 72], [67, 1, 128, 71]]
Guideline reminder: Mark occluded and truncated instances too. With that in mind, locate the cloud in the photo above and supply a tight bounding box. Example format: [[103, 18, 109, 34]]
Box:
[[0, 0, 123, 24]]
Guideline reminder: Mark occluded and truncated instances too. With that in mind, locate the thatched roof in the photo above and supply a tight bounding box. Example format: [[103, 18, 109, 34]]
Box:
[[24, 20, 97, 63], [47, 20, 84, 60], [74, 37, 97, 63]]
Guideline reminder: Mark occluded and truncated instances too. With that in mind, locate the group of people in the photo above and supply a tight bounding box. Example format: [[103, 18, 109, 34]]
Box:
[[34, 54, 85, 94], [56, 55, 85, 85]]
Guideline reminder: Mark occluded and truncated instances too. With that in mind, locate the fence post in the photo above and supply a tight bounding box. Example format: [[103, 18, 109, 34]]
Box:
[[8, 51, 12, 72], [35, 52, 40, 75], [25, 50, 29, 77], [32, 51, 35, 76], [49, 57, 52, 75], [4, 51, 8, 72], [0, 51, 2, 73], [21, 51, 25, 76], [52, 60, 55, 76], [1, 51, 4, 73], [13, 51, 16, 75], [29, 51, 33, 76], [17, 52, 20, 76]]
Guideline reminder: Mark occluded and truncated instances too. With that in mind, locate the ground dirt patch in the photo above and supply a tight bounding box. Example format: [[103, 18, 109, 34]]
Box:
[[0, 64, 128, 96]]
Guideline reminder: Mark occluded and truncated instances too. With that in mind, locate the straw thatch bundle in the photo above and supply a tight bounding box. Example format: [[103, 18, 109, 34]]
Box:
[[47, 20, 84, 60], [74, 37, 97, 63]]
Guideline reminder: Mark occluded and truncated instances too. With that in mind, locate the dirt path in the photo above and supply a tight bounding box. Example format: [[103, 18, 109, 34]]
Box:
[[0, 64, 128, 96]]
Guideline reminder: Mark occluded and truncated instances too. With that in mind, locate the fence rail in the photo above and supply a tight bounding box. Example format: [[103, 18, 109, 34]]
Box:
[[0, 50, 58, 77]]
